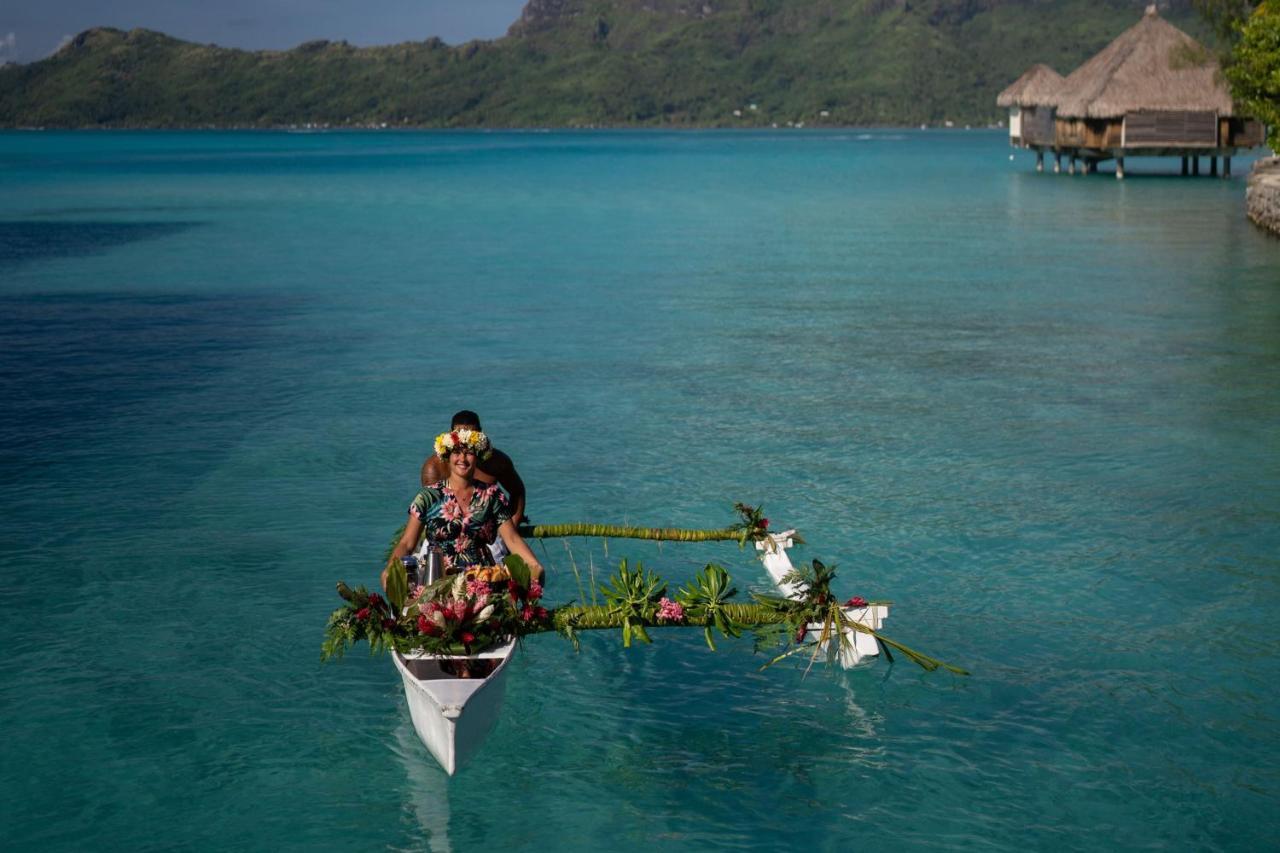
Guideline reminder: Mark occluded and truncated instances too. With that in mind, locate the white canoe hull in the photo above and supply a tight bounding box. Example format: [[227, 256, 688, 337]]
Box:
[[392, 638, 517, 775], [756, 531, 889, 669]]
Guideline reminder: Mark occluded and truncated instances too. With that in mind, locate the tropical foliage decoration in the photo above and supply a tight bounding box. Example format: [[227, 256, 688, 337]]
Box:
[[323, 554, 968, 676], [326, 553, 548, 660]]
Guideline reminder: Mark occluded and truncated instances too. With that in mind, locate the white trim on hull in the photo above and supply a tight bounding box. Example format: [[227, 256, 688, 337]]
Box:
[[755, 531, 889, 669], [392, 638, 517, 775]]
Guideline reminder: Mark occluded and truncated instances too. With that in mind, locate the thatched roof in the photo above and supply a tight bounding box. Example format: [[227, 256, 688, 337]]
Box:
[[1051, 5, 1234, 118], [996, 64, 1065, 108]]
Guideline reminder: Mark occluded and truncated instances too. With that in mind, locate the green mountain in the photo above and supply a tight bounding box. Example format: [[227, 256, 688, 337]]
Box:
[[0, 0, 1209, 128]]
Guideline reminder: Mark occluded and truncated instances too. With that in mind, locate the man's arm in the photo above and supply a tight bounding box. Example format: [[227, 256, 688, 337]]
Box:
[[485, 449, 526, 525]]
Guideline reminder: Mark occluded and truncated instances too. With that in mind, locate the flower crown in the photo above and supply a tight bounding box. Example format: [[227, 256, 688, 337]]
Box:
[[434, 428, 492, 460]]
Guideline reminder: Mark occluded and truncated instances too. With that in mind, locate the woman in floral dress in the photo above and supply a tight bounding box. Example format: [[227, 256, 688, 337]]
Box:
[[384, 428, 543, 588]]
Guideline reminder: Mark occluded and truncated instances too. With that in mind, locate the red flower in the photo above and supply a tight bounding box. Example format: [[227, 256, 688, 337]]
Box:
[[367, 593, 384, 609], [355, 607, 371, 621], [521, 606, 534, 622], [758, 518, 770, 530], [795, 626, 807, 643], [528, 581, 544, 601], [846, 596, 868, 608], [535, 607, 549, 619], [417, 615, 442, 637], [382, 618, 396, 630], [461, 632, 476, 645]]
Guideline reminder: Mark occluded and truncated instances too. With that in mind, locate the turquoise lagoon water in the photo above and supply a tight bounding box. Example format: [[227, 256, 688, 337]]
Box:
[[1, 130, 1278, 851]]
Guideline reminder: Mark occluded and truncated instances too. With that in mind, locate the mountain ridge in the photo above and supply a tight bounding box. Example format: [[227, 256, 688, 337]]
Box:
[[0, 0, 1207, 128]]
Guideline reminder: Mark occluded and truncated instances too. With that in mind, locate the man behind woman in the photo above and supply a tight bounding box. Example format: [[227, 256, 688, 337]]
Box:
[[420, 410, 526, 525], [384, 415, 542, 590]]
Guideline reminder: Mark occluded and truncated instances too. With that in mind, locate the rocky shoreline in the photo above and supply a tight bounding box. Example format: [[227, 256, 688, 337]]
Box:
[[1247, 157, 1280, 237]]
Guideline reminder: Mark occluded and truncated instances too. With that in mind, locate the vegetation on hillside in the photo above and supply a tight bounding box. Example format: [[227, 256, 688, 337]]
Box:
[[0, 0, 1210, 128]]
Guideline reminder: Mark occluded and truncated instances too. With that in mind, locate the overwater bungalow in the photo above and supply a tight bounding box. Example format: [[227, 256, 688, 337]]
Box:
[[998, 5, 1267, 179], [997, 64, 1065, 155]]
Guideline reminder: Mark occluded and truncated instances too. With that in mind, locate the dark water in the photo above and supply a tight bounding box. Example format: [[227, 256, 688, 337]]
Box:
[[1, 130, 1277, 851]]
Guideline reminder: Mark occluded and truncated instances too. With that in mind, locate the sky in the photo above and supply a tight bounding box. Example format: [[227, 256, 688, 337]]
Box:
[[0, 0, 531, 64]]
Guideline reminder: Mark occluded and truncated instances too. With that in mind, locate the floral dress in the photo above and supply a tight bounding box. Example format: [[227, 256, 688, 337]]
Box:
[[409, 481, 512, 572]]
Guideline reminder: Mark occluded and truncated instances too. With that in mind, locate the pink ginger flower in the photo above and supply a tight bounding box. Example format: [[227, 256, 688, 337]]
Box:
[[528, 581, 544, 601], [451, 599, 469, 620], [466, 578, 489, 597], [656, 597, 685, 623]]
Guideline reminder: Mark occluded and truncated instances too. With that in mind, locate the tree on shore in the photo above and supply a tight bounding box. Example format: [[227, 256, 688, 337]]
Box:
[[1195, 0, 1278, 146], [1224, 2, 1280, 141]]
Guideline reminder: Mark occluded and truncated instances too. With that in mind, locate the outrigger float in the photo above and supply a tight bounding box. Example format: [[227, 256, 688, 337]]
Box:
[[323, 506, 964, 776]]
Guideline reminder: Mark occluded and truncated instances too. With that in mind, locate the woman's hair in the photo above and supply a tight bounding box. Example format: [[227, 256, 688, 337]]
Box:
[[451, 410, 481, 429]]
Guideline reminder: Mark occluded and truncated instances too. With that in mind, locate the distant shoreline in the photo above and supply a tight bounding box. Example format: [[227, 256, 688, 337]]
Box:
[[5, 8, 1204, 132], [0, 124, 1004, 132]]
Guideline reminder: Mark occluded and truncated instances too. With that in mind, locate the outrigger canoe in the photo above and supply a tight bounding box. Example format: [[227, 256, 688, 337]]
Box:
[[392, 528, 888, 775]]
